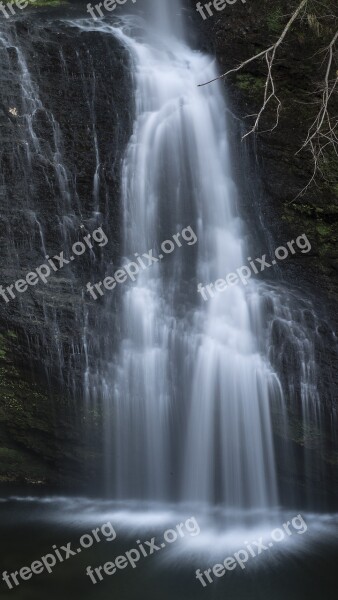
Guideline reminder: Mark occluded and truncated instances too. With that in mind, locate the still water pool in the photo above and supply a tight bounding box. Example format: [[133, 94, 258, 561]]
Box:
[[0, 497, 337, 600]]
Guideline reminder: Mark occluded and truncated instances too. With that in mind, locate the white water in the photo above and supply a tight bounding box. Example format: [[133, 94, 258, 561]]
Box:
[[106, 3, 283, 509], [3, 496, 338, 560]]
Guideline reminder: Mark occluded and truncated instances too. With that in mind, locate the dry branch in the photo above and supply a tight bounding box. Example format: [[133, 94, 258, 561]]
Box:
[[198, 0, 338, 196]]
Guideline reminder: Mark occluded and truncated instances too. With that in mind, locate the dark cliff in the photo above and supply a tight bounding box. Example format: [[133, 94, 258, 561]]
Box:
[[0, 11, 132, 486], [0, 1, 337, 496]]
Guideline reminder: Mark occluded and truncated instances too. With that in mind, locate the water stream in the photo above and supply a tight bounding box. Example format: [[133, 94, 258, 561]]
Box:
[[108, 8, 281, 508]]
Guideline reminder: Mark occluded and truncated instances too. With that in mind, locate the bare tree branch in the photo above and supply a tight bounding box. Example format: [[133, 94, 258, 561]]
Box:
[[198, 0, 308, 140], [198, 0, 308, 87], [293, 30, 338, 197], [198, 0, 338, 197]]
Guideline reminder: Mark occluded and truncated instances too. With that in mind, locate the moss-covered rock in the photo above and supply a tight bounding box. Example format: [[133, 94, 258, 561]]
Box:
[[0, 15, 131, 490], [23, 0, 66, 6], [0, 329, 102, 487], [235, 73, 266, 97]]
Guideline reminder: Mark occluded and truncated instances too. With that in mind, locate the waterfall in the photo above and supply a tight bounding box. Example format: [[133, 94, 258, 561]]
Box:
[[0, 3, 331, 512], [84, 3, 285, 509]]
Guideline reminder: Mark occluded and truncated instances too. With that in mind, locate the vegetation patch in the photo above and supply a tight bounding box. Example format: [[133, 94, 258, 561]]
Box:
[[267, 6, 284, 33], [235, 74, 265, 96], [26, 0, 67, 6]]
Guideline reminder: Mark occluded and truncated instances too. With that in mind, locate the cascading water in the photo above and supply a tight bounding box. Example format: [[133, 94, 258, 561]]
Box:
[[86, 2, 288, 509]]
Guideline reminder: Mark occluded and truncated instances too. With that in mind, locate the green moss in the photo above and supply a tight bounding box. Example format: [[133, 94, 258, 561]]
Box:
[[2, 0, 67, 8], [316, 222, 331, 237], [26, 0, 67, 6], [0, 447, 48, 483], [0, 330, 20, 358], [0, 332, 103, 486], [288, 203, 327, 219], [291, 203, 314, 216], [318, 242, 331, 257], [267, 6, 283, 33], [272, 409, 326, 451], [236, 74, 265, 96], [0, 335, 59, 482], [0, 334, 6, 360], [319, 152, 338, 191], [7, 330, 17, 339]]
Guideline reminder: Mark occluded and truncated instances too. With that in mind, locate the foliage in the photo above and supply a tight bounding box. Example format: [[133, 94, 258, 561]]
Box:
[[25, 0, 67, 6], [267, 6, 284, 33], [236, 74, 265, 95]]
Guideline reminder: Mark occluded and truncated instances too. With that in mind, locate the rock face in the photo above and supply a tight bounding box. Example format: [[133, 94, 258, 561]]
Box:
[[0, 329, 102, 488], [0, 9, 133, 486]]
